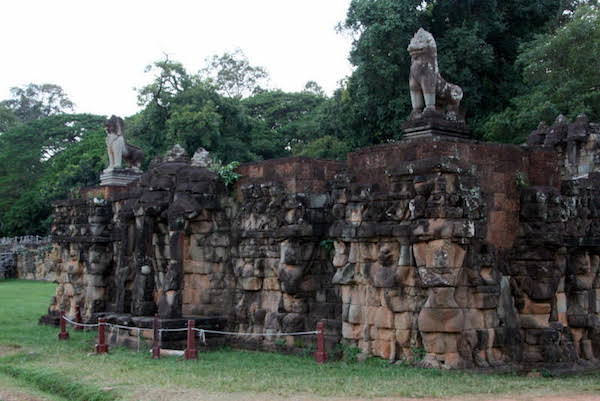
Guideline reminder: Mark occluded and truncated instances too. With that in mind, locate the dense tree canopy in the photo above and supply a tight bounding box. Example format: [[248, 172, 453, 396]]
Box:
[[200, 49, 269, 99], [0, 114, 105, 235], [1, 1, 599, 236], [484, 4, 600, 143], [131, 58, 264, 164], [0, 103, 17, 134], [129, 56, 336, 165], [2, 83, 74, 123], [340, 0, 586, 142], [242, 89, 326, 155]]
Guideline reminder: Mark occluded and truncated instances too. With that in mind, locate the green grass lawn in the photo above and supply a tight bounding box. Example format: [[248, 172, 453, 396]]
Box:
[[0, 279, 599, 401]]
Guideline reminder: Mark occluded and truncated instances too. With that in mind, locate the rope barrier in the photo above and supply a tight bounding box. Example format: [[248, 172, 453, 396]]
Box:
[[62, 315, 319, 337], [109, 323, 142, 331], [62, 315, 99, 328], [58, 311, 329, 363], [199, 328, 320, 337], [193, 328, 206, 344], [158, 327, 189, 333]]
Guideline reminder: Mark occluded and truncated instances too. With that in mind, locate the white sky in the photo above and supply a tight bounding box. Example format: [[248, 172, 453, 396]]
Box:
[[0, 0, 354, 117]]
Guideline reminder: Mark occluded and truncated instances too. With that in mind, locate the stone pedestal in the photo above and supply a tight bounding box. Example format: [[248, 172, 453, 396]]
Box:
[[402, 116, 471, 140], [100, 168, 141, 186]]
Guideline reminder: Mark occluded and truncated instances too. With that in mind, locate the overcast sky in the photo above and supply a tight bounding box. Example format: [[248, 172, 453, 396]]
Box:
[[1, 0, 354, 117]]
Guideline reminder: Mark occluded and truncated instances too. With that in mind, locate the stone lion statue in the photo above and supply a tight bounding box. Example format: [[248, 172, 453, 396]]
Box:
[[104, 115, 144, 171], [408, 28, 463, 121]]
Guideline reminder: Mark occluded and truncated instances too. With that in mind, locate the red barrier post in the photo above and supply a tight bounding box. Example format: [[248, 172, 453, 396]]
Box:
[[152, 313, 160, 359], [184, 320, 198, 360], [315, 321, 328, 364], [75, 306, 83, 332], [58, 310, 69, 340], [95, 318, 109, 354]]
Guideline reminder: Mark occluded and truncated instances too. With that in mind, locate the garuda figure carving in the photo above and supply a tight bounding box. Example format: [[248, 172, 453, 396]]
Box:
[[408, 28, 463, 121], [104, 115, 144, 171]]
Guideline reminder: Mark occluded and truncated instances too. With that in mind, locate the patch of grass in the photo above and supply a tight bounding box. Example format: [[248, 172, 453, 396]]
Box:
[[0, 363, 117, 401], [1, 279, 600, 400], [335, 340, 361, 363], [0, 373, 66, 401]]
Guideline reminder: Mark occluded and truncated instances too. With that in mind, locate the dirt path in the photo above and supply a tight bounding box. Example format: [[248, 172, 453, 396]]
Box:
[[133, 391, 600, 401], [0, 390, 46, 401], [0, 345, 22, 357], [2, 387, 598, 401]]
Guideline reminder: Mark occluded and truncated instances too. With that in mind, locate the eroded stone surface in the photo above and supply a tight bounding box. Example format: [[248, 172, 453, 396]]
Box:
[[39, 119, 600, 370]]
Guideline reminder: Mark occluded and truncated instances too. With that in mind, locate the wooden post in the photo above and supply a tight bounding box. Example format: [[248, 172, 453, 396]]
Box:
[[58, 310, 69, 340], [75, 306, 83, 331], [95, 318, 109, 354], [152, 314, 160, 359], [315, 321, 328, 364], [184, 320, 198, 360]]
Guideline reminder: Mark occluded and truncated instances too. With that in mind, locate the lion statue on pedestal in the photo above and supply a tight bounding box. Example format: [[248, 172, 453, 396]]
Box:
[[408, 28, 463, 121], [104, 115, 144, 171]]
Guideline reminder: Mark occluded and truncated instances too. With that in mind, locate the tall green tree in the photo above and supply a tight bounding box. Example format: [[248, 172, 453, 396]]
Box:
[[0, 103, 17, 134], [341, 0, 579, 143], [132, 56, 265, 164], [200, 49, 269, 99], [484, 4, 600, 143], [242, 89, 326, 155], [2, 83, 74, 122], [0, 114, 105, 236], [342, 0, 423, 145], [128, 57, 193, 164]]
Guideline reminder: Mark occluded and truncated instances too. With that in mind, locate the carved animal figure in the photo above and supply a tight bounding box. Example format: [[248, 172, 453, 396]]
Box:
[[408, 28, 463, 121], [104, 115, 144, 170]]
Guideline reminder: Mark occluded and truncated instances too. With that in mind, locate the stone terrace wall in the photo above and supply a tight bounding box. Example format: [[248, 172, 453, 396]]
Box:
[[45, 157, 346, 351], [41, 118, 600, 368], [234, 158, 345, 348], [330, 139, 558, 368], [0, 236, 55, 280]]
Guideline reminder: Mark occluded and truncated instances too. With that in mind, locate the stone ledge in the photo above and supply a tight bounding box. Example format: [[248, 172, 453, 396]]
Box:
[[402, 116, 471, 140], [100, 168, 142, 186]]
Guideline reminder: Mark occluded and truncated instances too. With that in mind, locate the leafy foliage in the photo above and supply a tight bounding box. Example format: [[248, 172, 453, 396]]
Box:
[[2, 2, 600, 236], [484, 5, 600, 143], [209, 159, 242, 187], [0, 114, 105, 235], [131, 57, 264, 165], [294, 135, 351, 160], [242, 89, 326, 156], [340, 0, 580, 142], [2, 83, 74, 122], [0, 103, 17, 134], [201, 48, 269, 99]]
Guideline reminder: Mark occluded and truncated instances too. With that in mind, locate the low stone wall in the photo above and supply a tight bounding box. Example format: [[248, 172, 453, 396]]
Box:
[[40, 116, 600, 369], [0, 236, 55, 281]]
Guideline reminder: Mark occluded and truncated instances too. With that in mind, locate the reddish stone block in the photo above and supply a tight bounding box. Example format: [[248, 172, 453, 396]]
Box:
[[422, 332, 458, 354], [394, 312, 412, 330], [519, 314, 550, 329], [342, 322, 362, 340], [418, 308, 464, 332], [347, 304, 363, 324], [395, 329, 411, 345], [373, 339, 393, 359], [521, 298, 551, 314], [374, 307, 394, 329]]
